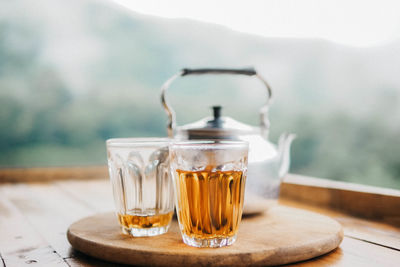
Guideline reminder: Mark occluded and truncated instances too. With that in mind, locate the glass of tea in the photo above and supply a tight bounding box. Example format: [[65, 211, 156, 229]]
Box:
[[106, 138, 174, 237], [169, 140, 249, 248]]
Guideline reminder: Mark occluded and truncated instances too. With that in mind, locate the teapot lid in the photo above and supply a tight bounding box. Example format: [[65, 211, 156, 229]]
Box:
[[177, 106, 256, 139]]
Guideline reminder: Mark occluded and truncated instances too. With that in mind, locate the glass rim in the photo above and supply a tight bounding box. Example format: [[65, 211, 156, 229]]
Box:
[[169, 140, 249, 150], [106, 137, 171, 147]]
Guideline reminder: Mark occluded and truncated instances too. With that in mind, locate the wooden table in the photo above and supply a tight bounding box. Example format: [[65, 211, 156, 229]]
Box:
[[1, 167, 399, 266]]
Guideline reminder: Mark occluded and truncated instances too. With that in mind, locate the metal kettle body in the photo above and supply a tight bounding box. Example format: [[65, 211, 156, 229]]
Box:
[[160, 68, 295, 214]]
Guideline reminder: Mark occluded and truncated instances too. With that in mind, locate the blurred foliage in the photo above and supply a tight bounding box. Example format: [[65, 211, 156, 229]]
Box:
[[0, 0, 400, 190]]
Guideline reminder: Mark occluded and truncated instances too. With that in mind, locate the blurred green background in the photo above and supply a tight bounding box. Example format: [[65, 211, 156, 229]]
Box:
[[1, 0, 400, 189]]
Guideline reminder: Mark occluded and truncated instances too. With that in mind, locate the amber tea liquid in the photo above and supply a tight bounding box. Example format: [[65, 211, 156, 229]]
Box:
[[118, 211, 173, 229], [175, 168, 246, 240]]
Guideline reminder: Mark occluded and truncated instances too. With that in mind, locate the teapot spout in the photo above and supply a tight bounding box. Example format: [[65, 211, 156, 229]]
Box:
[[278, 133, 296, 178]]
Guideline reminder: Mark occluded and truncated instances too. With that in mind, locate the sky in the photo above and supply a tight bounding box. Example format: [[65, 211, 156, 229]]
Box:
[[114, 0, 400, 47]]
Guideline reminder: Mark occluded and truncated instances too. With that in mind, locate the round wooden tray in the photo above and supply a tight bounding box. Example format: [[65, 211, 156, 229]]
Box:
[[67, 206, 343, 266]]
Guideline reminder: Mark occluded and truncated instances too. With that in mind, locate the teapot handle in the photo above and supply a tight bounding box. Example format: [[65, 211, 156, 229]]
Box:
[[161, 67, 273, 137], [182, 68, 257, 76]]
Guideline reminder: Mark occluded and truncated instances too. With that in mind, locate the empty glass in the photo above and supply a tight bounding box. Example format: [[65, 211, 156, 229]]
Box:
[[169, 140, 249, 247], [106, 138, 174, 237]]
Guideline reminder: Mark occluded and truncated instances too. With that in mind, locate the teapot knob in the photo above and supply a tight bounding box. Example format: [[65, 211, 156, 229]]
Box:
[[212, 106, 222, 119], [207, 106, 223, 128]]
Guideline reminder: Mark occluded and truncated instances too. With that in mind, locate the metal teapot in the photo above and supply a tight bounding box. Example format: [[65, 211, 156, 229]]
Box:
[[160, 68, 295, 214]]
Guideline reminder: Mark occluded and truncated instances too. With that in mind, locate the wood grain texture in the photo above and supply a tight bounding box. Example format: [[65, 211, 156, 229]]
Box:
[[281, 174, 400, 225], [280, 199, 400, 251], [65, 253, 121, 267], [1, 174, 399, 266], [67, 207, 343, 267], [1, 183, 96, 259], [0, 166, 108, 183], [284, 237, 400, 267], [0, 253, 5, 267], [0, 187, 67, 266], [54, 179, 114, 213]]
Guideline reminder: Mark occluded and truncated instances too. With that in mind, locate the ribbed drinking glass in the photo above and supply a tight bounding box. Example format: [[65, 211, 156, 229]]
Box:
[[107, 138, 174, 237]]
